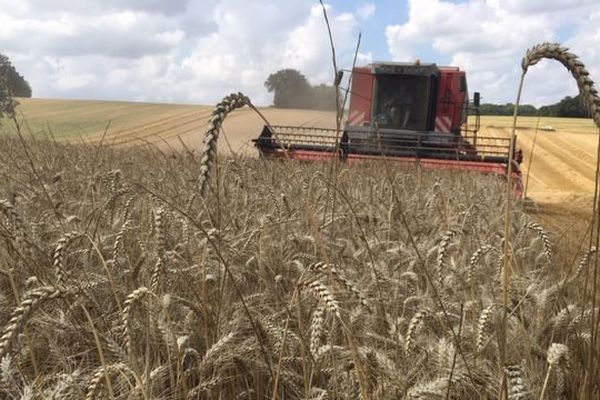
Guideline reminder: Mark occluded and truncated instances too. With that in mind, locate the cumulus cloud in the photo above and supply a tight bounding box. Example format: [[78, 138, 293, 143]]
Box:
[[386, 0, 598, 105], [3, 0, 595, 107], [356, 3, 376, 20], [0, 0, 367, 105]]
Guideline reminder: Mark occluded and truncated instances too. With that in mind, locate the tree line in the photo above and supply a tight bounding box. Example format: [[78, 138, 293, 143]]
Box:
[[476, 95, 588, 118]]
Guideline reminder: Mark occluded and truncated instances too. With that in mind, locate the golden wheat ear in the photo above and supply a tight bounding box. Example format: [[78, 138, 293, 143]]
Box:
[[0, 286, 72, 360], [521, 42, 600, 128], [198, 93, 251, 196]]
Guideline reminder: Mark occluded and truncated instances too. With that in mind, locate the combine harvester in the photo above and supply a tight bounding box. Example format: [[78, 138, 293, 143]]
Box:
[[253, 61, 524, 196]]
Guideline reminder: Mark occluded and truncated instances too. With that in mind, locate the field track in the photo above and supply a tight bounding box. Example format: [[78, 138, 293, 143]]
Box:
[[4, 98, 597, 238]]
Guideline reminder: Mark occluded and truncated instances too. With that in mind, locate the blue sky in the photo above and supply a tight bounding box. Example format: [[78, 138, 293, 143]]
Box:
[[328, 0, 411, 60], [1, 0, 598, 106]]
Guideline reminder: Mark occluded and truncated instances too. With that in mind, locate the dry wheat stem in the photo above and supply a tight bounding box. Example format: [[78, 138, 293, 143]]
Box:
[[122, 286, 150, 357], [53, 231, 83, 285], [0, 286, 72, 359], [85, 362, 133, 400], [198, 93, 251, 197]]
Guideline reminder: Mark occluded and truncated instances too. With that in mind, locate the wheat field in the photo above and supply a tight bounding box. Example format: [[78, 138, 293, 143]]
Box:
[[1, 95, 599, 398], [0, 119, 597, 398]]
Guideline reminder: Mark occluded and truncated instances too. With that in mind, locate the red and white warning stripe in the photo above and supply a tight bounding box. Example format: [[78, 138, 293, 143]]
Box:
[[348, 110, 365, 126], [435, 116, 452, 132]]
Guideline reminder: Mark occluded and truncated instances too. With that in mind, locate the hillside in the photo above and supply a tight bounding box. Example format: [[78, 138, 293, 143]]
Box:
[[2, 98, 335, 152]]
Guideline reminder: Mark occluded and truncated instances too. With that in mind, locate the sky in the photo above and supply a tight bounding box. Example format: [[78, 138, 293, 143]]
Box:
[[1, 0, 598, 107]]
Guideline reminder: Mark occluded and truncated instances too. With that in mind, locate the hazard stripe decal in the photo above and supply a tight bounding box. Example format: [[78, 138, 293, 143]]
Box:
[[435, 116, 452, 132], [348, 111, 365, 126]]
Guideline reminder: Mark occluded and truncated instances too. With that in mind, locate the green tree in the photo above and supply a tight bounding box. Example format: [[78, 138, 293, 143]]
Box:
[[0, 53, 31, 98], [539, 95, 587, 117], [478, 103, 538, 116], [311, 83, 338, 111], [1, 53, 31, 121], [0, 75, 16, 121], [558, 95, 587, 117], [265, 69, 312, 109]]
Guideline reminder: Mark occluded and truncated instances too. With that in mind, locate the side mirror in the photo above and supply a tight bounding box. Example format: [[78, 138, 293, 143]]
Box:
[[473, 92, 480, 108]]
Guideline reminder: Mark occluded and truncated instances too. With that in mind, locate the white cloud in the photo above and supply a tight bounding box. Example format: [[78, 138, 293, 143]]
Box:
[[0, 1, 365, 105], [3, 0, 596, 108], [386, 0, 598, 106], [356, 3, 376, 20]]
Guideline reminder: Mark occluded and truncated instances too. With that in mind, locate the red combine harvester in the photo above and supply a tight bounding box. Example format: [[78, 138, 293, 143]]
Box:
[[253, 62, 523, 196]]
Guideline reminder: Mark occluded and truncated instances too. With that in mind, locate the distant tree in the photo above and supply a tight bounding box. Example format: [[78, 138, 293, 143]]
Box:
[[558, 95, 588, 117], [0, 53, 31, 121], [479, 103, 537, 116], [0, 71, 17, 121], [538, 103, 558, 117], [311, 83, 338, 111], [0, 53, 31, 98], [265, 69, 338, 111], [539, 95, 587, 117], [265, 69, 312, 109], [517, 104, 538, 116]]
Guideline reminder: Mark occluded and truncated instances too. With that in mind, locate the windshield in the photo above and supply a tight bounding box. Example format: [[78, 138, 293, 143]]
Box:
[[373, 75, 431, 131]]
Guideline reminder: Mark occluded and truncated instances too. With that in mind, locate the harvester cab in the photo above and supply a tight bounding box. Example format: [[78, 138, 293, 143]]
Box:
[[254, 61, 523, 196]]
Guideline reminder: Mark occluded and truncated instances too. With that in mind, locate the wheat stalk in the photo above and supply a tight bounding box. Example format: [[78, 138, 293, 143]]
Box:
[[0, 286, 72, 359], [521, 43, 600, 127], [310, 303, 326, 359], [121, 287, 150, 356], [525, 221, 553, 265], [436, 230, 460, 288], [0, 198, 27, 237], [53, 231, 83, 285], [505, 364, 532, 400], [198, 93, 251, 196], [85, 362, 133, 400], [476, 305, 496, 352], [307, 261, 371, 312], [405, 310, 429, 354], [468, 244, 495, 287], [154, 206, 166, 257], [539, 343, 569, 400], [113, 219, 133, 266], [305, 280, 341, 320], [569, 246, 597, 283]]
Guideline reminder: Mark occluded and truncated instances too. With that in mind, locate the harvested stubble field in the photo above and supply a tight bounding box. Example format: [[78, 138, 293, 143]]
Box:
[[0, 118, 597, 399]]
